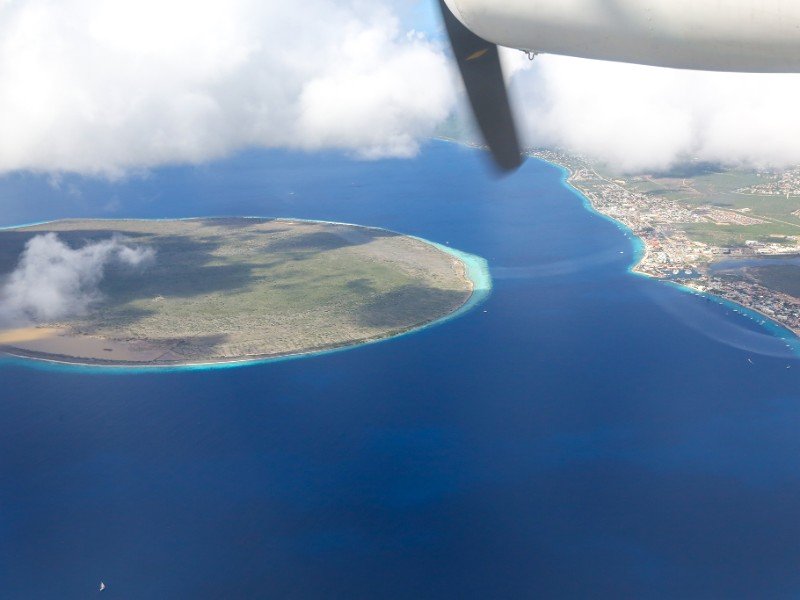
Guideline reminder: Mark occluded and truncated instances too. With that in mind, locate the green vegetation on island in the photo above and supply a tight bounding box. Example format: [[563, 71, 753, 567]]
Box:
[[0, 218, 479, 366]]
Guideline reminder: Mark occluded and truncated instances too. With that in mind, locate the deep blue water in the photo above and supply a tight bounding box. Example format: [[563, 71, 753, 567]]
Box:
[[2, 142, 800, 599]]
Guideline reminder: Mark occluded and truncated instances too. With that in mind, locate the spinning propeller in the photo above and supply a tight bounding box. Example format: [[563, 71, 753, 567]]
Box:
[[437, 0, 524, 172]]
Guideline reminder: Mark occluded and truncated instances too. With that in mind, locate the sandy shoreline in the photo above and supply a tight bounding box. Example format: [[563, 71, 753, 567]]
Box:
[[0, 285, 481, 370]]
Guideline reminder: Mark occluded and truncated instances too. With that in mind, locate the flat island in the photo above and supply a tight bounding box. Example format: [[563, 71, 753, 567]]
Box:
[[0, 218, 484, 366]]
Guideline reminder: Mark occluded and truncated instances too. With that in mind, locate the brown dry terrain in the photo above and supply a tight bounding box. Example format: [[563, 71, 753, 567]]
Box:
[[0, 218, 473, 365]]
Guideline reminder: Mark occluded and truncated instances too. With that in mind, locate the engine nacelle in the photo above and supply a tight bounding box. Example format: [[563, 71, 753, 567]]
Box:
[[443, 0, 800, 72]]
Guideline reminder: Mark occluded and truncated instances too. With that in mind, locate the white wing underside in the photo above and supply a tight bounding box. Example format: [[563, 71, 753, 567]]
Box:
[[444, 0, 800, 72]]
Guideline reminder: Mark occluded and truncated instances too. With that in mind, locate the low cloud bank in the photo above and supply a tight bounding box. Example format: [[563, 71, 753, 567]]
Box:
[[0, 233, 154, 325], [507, 53, 800, 173], [0, 0, 454, 177], [3, 1, 800, 176]]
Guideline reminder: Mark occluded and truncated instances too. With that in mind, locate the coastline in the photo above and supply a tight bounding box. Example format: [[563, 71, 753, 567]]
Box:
[[409, 138, 798, 351], [549, 161, 647, 272], [0, 218, 492, 373], [537, 155, 800, 351]]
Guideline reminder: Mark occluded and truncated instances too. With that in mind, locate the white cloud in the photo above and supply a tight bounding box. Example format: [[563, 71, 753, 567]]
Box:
[[0, 233, 154, 324], [3, 0, 800, 176], [0, 0, 454, 177], [508, 53, 800, 172], [298, 29, 452, 159]]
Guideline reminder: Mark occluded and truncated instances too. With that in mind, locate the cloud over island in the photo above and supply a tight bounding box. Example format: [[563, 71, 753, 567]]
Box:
[[0, 233, 154, 325]]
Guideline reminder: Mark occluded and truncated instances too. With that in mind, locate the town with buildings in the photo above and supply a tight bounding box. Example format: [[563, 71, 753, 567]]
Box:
[[532, 149, 800, 335], [737, 167, 800, 197]]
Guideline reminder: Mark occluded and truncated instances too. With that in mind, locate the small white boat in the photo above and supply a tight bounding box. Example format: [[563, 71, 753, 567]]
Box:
[[99, 582, 106, 592]]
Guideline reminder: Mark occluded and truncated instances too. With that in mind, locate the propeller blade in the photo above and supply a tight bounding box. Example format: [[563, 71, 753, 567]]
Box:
[[438, 0, 524, 172]]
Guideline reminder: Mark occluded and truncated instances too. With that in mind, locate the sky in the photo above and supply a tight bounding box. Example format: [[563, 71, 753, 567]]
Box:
[[2, 0, 800, 176]]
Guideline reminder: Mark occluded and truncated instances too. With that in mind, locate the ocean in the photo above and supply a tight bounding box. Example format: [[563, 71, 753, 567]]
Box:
[[1, 141, 799, 598]]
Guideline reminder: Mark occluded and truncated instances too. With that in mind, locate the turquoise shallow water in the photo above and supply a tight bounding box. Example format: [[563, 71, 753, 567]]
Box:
[[2, 142, 800, 598], [555, 164, 647, 271]]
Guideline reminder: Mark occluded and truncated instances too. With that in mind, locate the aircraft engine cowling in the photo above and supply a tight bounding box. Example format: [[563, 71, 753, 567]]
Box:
[[443, 0, 800, 73]]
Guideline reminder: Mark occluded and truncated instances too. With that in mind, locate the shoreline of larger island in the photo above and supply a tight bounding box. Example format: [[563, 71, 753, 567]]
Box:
[[0, 217, 492, 372], [532, 151, 800, 349]]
